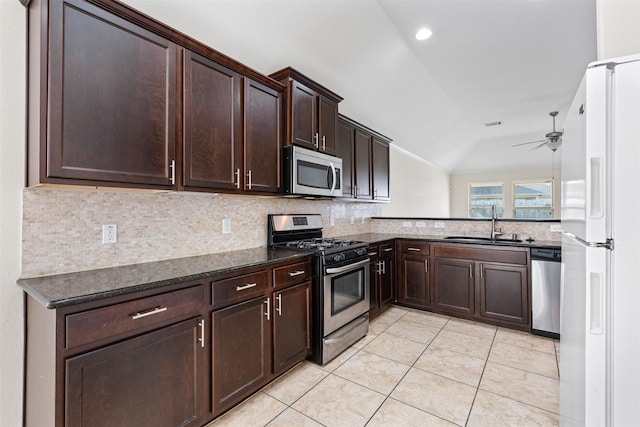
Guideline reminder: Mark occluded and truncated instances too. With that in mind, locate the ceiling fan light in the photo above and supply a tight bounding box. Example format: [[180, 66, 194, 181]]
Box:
[[415, 27, 432, 41]]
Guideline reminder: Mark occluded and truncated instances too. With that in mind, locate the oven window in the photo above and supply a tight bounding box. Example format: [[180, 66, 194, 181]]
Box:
[[331, 269, 365, 315]]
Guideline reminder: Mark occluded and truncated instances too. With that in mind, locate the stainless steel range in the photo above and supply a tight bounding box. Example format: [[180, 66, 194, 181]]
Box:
[[268, 214, 370, 364]]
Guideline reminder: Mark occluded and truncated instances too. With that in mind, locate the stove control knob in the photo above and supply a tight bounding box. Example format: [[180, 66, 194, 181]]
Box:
[[356, 248, 367, 257], [332, 254, 343, 262]]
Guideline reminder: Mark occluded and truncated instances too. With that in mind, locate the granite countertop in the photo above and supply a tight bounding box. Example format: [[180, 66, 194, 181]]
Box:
[[18, 247, 311, 309], [337, 233, 561, 249]]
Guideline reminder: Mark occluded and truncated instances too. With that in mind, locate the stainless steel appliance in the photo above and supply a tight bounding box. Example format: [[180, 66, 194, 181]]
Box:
[[283, 145, 343, 197], [268, 214, 369, 364], [531, 247, 561, 339]]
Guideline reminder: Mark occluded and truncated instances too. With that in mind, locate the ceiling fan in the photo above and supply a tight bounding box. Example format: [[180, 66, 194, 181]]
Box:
[[513, 111, 563, 152]]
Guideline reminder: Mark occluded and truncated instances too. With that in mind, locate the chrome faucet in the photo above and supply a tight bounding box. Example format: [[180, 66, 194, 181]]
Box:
[[490, 205, 503, 240]]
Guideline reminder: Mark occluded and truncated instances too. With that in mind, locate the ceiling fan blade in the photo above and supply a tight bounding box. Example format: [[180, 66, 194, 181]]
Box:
[[512, 139, 547, 147], [529, 141, 549, 151]]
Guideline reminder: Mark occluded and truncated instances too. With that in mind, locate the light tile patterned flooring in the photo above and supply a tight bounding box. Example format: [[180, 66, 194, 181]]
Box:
[[208, 306, 560, 426]]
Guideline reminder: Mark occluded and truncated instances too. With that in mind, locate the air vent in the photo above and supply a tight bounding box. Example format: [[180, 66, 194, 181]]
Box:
[[484, 121, 503, 127]]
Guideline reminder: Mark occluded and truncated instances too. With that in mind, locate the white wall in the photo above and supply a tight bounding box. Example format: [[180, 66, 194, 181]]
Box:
[[380, 146, 450, 217], [597, 0, 640, 59], [0, 1, 25, 425], [450, 167, 562, 219]]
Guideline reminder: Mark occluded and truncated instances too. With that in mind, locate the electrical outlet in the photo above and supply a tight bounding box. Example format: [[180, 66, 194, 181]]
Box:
[[550, 224, 562, 232], [402, 221, 412, 228], [102, 224, 117, 244], [415, 221, 426, 228], [222, 218, 232, 234], [434, 222, 445, 229]]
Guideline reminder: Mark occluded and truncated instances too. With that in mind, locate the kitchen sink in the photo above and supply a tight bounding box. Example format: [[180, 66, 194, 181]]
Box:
[[443, 236, 523, 243]]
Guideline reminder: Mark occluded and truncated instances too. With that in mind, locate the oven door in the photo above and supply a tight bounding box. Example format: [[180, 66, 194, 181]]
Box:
[[323, 258, 370, 336]]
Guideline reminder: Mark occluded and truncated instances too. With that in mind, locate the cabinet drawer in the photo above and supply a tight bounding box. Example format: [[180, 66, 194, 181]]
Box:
[[399, 240, 430, 255], [212, 270, 269, 308], [379, 242, 394, 257], [367, 245, 381, 261], [273, 260, 312, 289], [434, 245, 528, 265], [65, 285, 204, 349]]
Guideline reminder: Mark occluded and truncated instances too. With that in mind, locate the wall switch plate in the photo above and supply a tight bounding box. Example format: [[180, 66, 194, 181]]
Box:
[[550, 224, 562, 232], [222, 218, 232, 234], [415, 221, 426, 228], [434, 222, 445, 229], [102, 224, 117, 244], [402, 221, 412, 228]]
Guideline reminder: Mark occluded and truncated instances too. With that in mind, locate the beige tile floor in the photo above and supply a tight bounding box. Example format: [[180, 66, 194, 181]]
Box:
[[208, 306, 560, 427]]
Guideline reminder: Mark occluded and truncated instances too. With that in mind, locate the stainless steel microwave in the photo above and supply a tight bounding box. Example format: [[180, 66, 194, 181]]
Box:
[[283, 146, 342, 197]]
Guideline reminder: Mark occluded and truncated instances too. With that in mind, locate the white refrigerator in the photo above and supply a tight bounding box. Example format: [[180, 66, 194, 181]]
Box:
[[560, 54, 640, 426]]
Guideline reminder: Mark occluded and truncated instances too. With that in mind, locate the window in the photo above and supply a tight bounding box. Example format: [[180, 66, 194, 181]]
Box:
[[469, 183, 503, 218], [513, 181, 553, 218]]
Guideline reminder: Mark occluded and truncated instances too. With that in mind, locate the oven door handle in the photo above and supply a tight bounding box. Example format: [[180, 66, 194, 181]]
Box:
[[325, 258, 370, 275]]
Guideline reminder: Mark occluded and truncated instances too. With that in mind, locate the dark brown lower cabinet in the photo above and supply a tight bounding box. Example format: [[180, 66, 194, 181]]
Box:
[[397, 254, 431, 309], [433, 259, 475, 315], [273, 282, 312, 375], [212, 296, 271, 415], [479, 262, 529, 325], [66, 317, 206, 427]]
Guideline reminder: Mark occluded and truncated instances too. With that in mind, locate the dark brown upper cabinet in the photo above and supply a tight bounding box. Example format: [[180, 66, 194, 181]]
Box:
[[30, 0, 178, 189], [270, 67, 342, 156], [28, 0, 284, 193], [337, 114, 392, 201], [182, 51, 282, 193]]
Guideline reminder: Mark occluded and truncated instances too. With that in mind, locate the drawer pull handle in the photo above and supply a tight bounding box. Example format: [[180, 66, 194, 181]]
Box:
[[407, 247, 421, 252], [132, 306, 167, 320], [236, 283, 257, 291], [383, 248, 393, 252], [368, 252, 378, 256], [288, 270, 305, 277]]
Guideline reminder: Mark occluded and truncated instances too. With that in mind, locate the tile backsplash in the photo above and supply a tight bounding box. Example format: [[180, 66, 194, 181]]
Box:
[[22, 188, 381, 276]]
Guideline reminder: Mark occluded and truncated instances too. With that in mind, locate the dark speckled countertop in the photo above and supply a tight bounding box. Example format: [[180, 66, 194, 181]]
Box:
[[18, 247, 311, 309], [337, 233, 561, 249]]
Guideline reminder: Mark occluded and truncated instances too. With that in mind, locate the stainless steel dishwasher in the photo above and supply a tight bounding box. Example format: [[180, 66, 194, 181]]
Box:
[[531, 247, 561, 339]]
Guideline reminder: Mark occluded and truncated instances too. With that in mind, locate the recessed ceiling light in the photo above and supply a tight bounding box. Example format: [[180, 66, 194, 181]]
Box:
[[415, 27, 432, 41]]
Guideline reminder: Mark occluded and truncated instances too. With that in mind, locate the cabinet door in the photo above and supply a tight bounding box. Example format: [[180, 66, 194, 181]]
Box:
[[183, 51, 242, 190], [318, 96, 338, 155], [47, 0, 176, 187], [212, 296, 271, 415], [397, 255, 430, 309], [479, 263, 529, 325], [273, 282, 311, 375], [244, 79, 282, 193], [66, 317, 206, 427], [369, 261, 381, 318], [290, 80, 318, 149], [354, 129, 372, 199], [379, 257, 394, 308], [337, 119, 355, 197], [433, 259, 475, 315], [372, 137, 390, 201]]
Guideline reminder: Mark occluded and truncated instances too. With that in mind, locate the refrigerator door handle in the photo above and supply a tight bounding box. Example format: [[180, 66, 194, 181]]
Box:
[[563, 232, 614, 250]]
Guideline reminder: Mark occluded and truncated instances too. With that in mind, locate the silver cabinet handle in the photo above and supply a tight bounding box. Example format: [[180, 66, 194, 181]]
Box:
[[198, 319, 205, 348], [169, 160, 176, 185], [383, 248, 393, 252], [382, 260, 386, 275], [469, 264, 473, 278], [276, 294, 282, 316], [288, 270, 305, 277], [407, 247, 421, 252], [236, 283, 257, 291], [132, 306, 167, 320], [368, 252, 378, 257], [264, 297, 270, 320], [424, 259, 429, 273], [247, 170, 252, 190], [314, 133, 319, 149], [322, 135, 326, 151], [234, 168, 241, 189]]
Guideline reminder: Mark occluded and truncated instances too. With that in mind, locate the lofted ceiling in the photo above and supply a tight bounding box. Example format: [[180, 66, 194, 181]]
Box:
[[125, 0, 597, 173]]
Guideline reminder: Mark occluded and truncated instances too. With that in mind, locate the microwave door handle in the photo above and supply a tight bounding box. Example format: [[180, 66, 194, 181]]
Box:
[[329, 162, 337, 194]]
